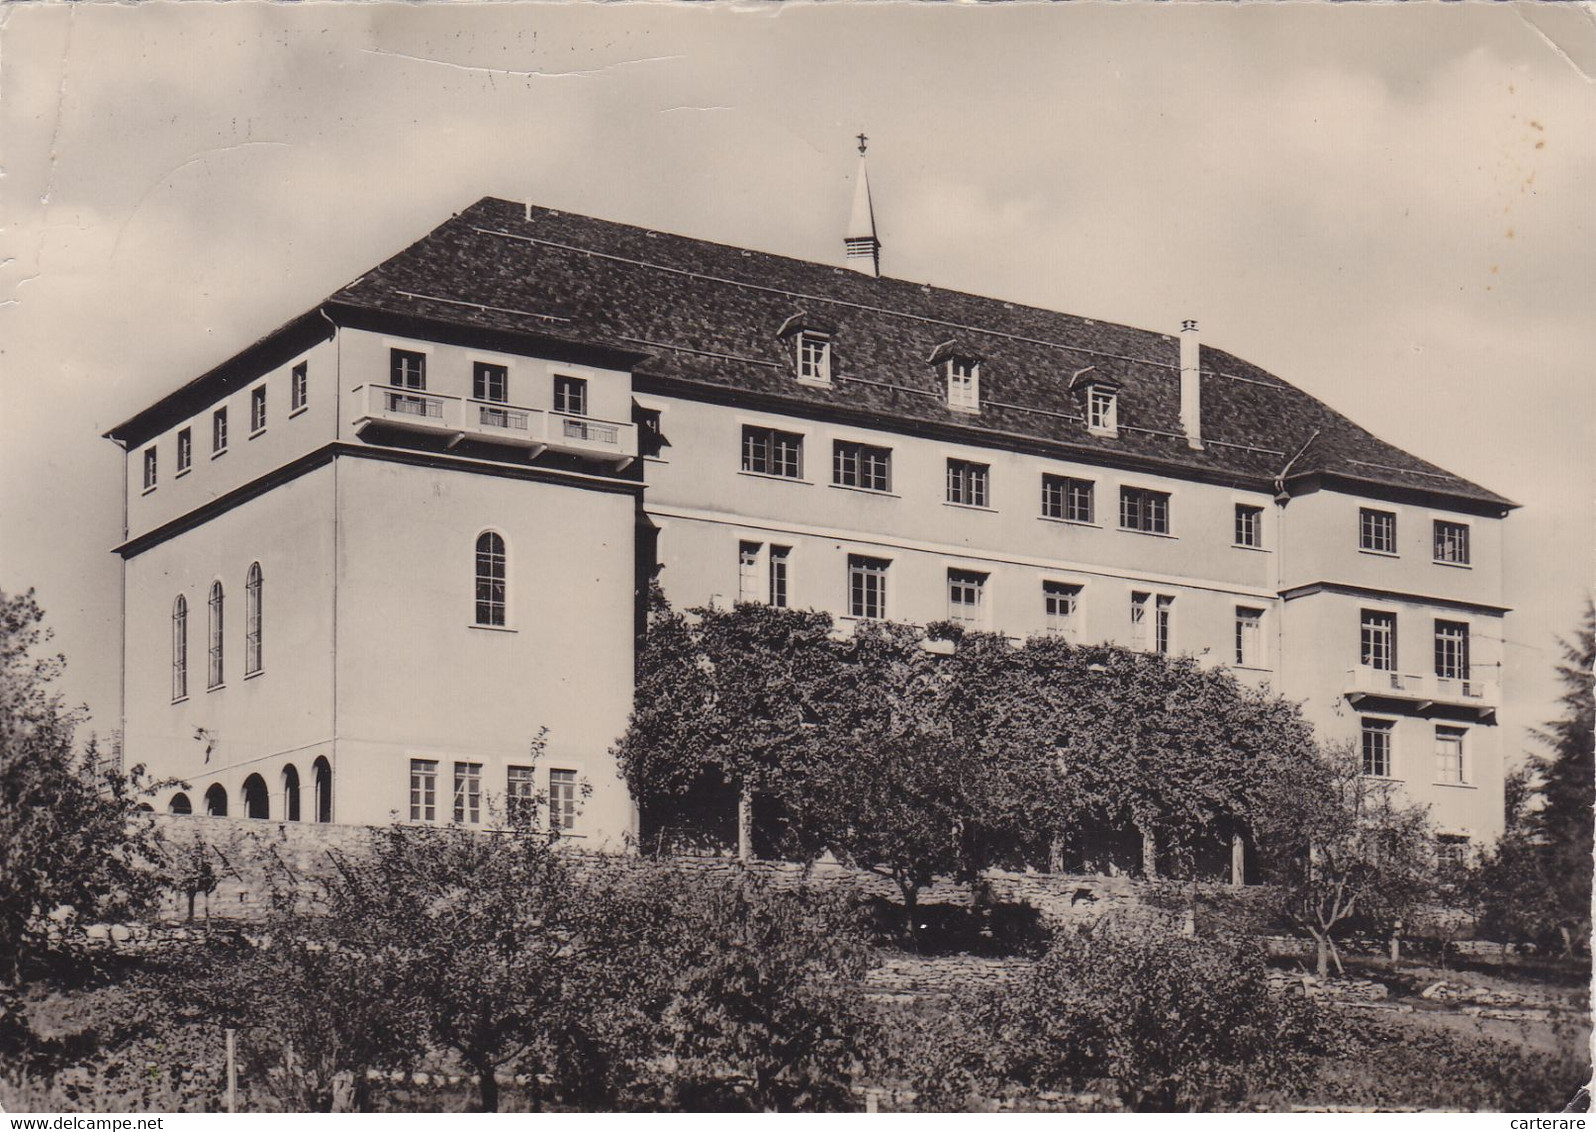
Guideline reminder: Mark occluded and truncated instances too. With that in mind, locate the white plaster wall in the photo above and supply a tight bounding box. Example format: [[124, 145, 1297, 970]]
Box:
[[125, 336, 339, 541], [123, 464, 337, 818], [330, 455, 638, 843]]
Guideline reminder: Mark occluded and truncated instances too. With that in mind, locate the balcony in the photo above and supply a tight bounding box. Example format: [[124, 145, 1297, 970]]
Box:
[[352, 384, 636, 467], [1344, 666, 1498, 720]]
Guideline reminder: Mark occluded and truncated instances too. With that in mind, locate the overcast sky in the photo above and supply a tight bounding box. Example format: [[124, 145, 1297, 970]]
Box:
[[2, 3, 1592, 774]]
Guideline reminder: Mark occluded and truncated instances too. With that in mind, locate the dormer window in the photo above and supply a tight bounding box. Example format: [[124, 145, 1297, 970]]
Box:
[[946, 358, 980, 412], [1087, 386, 1118, 436], [797, 332, 831, 386]]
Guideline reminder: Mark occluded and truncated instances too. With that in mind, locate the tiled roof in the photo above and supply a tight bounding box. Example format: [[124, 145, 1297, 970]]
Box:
[[326, 196, 1511, 511]]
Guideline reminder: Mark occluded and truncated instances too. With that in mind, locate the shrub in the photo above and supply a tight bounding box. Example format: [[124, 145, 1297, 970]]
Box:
[[909, 917, 1332, 1111]]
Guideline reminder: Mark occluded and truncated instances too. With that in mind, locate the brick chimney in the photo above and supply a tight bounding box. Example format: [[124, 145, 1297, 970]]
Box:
[[844, 134, 881, 277], [1179, 319, 1203, 451]]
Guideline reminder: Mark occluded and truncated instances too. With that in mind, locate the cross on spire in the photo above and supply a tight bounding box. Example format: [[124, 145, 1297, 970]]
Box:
[[856, 132, 869, 156]]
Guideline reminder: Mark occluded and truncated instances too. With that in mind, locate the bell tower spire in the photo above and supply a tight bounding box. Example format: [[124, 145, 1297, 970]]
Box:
[[844, 133, 881, 277]]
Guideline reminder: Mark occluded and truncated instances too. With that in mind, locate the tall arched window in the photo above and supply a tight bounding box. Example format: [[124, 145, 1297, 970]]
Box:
[[172, 595, 188, 701], [207, 581, 225, 688], [282, 764, 301, 822], [245, 562, 263, 676], [313, 757, 332, 823], [474, 532, 506, 627], [169, 792, 192, 815], [204, 783, 228, 817]]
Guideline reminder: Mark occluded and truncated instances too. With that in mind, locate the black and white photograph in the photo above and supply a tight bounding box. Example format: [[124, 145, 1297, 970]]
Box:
[[1, 1, 1592, 1118]]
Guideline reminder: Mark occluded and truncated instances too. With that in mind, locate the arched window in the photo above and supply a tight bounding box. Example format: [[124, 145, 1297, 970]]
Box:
[[242, 774, 269, 820], [172, 595, 188, 701], [282, 764, 301, 822], [204, 783, 228, 817], [245, 563, 263, 676], [313, 757, 332, 823], [169, 792, 192, 815], [207, 582, 225, 688], [475, 532, 506, 627]]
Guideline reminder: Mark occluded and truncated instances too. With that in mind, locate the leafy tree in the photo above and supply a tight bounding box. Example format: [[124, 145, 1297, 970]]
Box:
[[177, 906, 421, 1111], [0, 589, 164, 987], [315, 822, 595, 1111], [1469, 602, 1594, 956], [1252, 740, 1435, 977], [614, 866, 874, 1111], [1527, 600, 1594, 954]]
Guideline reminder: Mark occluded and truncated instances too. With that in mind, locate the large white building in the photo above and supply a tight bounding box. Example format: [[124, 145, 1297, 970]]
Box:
[[106, 165, 1515, 857]]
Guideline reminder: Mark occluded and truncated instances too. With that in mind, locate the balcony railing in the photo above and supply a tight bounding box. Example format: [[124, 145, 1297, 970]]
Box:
[[352, 384, 636, 465], [1344, 666, 1499, 717]]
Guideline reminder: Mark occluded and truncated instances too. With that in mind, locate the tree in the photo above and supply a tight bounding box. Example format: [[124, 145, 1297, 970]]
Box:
[[316, 822, 594, 1111], [1253, 740, 1435, 978], [1469, 602, 1594, 956], [1527, 600, 1594, 955], [0, 589, 164, 987], [616, 866, 874, 1111]]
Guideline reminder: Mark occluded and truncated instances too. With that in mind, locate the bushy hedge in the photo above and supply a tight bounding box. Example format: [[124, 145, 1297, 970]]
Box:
[[901, 918, 1332, 1112]]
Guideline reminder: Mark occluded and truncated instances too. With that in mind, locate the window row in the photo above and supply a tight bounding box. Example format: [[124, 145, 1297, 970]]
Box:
[[172, 564, 263, 700], [1359, 508, 1473, 566], [168, 758, 332, 822], [780, 328, 1123, 429], [1358, 610, 1476, 680], [389, 348, 592, 416], [409, 760, 579, 830], [1360, 717, 1471, 785], [737, 547, 1267, 665], [741, 426, 1250, 541], [142, 363, 309, 491]]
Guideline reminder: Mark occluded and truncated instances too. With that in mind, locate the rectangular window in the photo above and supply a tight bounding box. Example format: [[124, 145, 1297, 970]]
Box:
[[553, 375, 588, 416], [1235, 504, 1264, 548], [250, 386, 267, 433], [291, 362, 308, 411], [1043, 581, 1081, 639], [1361, 719, 1394, 778], [176, 428, 192, 474], [1435, 726, 1466, 784], [473, 362, 508, 404], [738, 542, 762, 603], [453, 761, 482, 824], [142, 447, 157, 490], [1434, 620, 1471, 681], [1361, 610, 1397, 671], [506, 765, 536, 825], [741, 426, 804, 479], [1434, 520, 1470, 565], [1042, 475, 1094, 523], [213, 408, 228, 454], [848, 555, 889, 620], [947, 569, 987, 625], [947, 359, 979, 411], [634, 406, 665, 458], [1130, 592, 1149, 650], [390, 348, 427, 390], [1088, 387, 1117, 432], [797, 333, 831, 384], [409, 759, 438, 822], [549, 769, 577, 832], [1154, 595, 1174, 656], [833, 440, 892, 492], [1235, 607, 1264, 667], [1360, 508, 1397, 554], [1436, 834, 1470, 878], [1119, 487, 1171, 534], [769, 545, 790, 609], [947, 459, 990, 508]]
